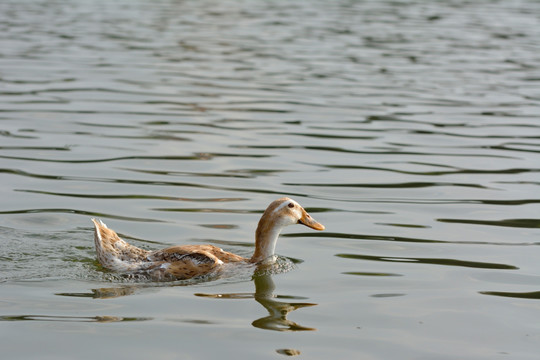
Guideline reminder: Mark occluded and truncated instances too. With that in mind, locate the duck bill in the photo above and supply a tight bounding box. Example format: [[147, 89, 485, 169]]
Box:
[[298, 210, 325, 231]]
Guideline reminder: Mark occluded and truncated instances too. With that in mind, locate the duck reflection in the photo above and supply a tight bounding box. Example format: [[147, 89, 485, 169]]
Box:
[[57, 272, 317, 331], [195, 273, 317, 332], [57, 286, 137, 299], [252, 273, 317, 331]]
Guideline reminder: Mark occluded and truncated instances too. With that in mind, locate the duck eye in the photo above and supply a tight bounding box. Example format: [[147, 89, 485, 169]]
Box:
[[288, 203, 294, 208]]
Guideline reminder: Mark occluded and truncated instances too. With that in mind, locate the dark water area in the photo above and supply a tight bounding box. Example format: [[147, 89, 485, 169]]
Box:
[[1, 0, 539, 359]]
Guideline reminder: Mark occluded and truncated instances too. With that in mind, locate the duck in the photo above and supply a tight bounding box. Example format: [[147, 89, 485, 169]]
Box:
[[92, 197, 324, 280]]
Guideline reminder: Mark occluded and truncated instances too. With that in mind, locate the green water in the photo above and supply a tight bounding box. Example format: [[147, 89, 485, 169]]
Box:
[[1, 0, 539, 358]]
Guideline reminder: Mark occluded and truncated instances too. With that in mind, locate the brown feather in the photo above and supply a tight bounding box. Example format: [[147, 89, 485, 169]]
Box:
[[91, 197, 324, 280]]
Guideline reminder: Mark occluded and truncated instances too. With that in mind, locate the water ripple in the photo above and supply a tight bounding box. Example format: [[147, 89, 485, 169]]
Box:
[[284, 232, 539, 246], [336, 253, 518, 270], [480, 291, 540, 300], [0, 208, 165, 223], [0, 0, 539, 356], [0, 314, 151, 323], [437, 218, 540, 229]]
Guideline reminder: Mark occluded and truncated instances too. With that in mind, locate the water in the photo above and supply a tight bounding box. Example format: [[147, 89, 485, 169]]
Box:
[[1, 0, 539, 358]]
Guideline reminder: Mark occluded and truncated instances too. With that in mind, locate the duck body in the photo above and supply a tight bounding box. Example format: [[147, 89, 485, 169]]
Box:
[[92, 197, 324, 280]]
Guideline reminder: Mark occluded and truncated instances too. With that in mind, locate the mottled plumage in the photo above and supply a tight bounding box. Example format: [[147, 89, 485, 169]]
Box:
[[92, 197, 324, 280]]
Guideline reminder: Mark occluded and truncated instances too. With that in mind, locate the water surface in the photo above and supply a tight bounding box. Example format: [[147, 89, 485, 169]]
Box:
[[1, 0, 540, 359]]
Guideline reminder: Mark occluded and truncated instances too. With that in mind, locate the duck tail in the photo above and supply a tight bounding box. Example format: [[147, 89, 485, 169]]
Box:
[[91, 218, 149, 272]]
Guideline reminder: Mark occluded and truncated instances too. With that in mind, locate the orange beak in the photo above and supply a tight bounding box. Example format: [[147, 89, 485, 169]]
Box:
[[298, 209, 325, 231]]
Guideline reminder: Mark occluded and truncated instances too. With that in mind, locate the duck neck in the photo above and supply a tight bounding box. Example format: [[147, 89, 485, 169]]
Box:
[[249, 216, 284, 264]]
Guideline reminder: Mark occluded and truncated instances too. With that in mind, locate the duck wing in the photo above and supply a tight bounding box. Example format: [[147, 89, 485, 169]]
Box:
[[148, 245, 246, 264], [146, 245, 246, 280]]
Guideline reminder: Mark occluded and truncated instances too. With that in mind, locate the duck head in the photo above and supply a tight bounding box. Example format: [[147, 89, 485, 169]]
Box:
[[250, 197, 325, 264]]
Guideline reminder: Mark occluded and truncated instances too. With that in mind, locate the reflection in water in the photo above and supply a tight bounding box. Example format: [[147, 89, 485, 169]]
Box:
[[1, 0, 539, 357], [55, 266, 315, 331], [196, 273, 317, 332], [56, 276, 215, 299], [57, 286, 137, 299], [251, 273, 316, 332], [276, 348, 301, 356], [60, 272, 318, 330]]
